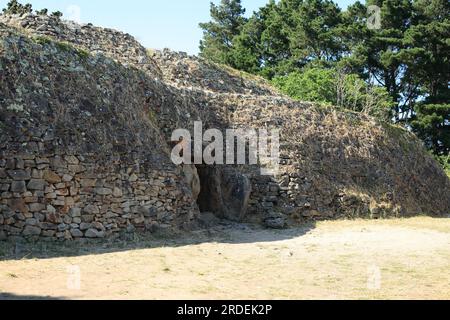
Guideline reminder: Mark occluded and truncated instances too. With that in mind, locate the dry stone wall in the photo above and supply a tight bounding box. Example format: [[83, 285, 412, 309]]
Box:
[[1, 13, 449, 240], [0, 18, 198, 241], [0, 154, 196, 241]]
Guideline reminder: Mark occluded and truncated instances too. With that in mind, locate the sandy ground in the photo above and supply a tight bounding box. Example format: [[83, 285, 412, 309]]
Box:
[[0, 217, 449, 300]]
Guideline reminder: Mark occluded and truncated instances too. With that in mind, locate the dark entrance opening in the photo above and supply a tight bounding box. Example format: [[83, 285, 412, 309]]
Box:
[[195, 164, 251, 222]]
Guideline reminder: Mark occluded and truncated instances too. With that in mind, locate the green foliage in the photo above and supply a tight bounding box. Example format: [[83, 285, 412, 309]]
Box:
[[272, 66, 394, 121], [76, 48, 89, 60], [50, 11, 63, 19], [2, 0, 32, 15], [55, 41, 73, 52], [32, 35, 51, 46], [435, 155, 450, 178], [35, 8, 48, 16], [2, 0, 60, 18], [412, 103, 450, 155], [200, 0, 449, 169], [272, 67, 336, 103], [199, 0, 247, 64]]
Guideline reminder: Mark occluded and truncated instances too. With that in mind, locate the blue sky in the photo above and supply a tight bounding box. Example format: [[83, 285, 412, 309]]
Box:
[[0, 0, 357, 54]]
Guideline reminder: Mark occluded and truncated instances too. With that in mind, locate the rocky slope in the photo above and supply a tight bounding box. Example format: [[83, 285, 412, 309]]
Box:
[[0, 13, 449, 240]]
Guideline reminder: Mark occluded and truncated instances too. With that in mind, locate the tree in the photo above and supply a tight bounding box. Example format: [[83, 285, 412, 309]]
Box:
[[1, 0, 54, 17], [50, 11, 63, 19], [272, 65, 393, 120], [403, 0, 450, 155], [36, 8, 48, 16], [199, 0, 247, 64], [229, 0, 346, 78], [2, 0, 33, 15]]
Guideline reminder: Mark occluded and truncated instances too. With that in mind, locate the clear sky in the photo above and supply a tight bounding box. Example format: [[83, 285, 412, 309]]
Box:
[[0, 0, 357, 54]]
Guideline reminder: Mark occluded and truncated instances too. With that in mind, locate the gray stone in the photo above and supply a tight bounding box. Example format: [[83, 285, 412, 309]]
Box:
[[69, 207, 82, 217], [264, 212, 287, 229], [62, 174, 73, 182], [23, 225, 41, 236], [80, 223, 92, 231], [70, 229, 83, 238], [95, 187, 112, 196], [80, 179, 96, 187], [85, 228, 102, 238], [112, 187, 123, 197], [43, 170, 61, 183], [7, 170, 30, 181], [83, 204, 99, 214], [25, 218, 38, 226], [42, 230, 56, 237], [27, 179, 46, 191], [11, 181, 26, 193], [57, 224, 69, 232], [46, 205, 56, 214], [81, 215, 94, 223], [64, 155, 79, 165], [73, 217, 82, 224], [197, 212, 221, 228], [29, 203, 46, 212]]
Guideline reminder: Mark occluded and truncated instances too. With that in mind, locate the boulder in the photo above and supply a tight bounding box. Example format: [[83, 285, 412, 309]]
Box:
[[182, 164, 201, 201]]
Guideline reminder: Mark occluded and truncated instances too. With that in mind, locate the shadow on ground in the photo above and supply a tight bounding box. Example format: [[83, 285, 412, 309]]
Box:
[[0, 221, 317, 261], [0, 293, 64, 300]]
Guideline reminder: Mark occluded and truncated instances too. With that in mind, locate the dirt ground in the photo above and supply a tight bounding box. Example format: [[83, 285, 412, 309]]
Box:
[[0, 217, 449, 300]]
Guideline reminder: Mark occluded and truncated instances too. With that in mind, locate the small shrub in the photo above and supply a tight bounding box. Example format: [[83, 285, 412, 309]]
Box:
[[50, 11, 63, 20], [2, 0, 32, 15], [33, 35, 51, 46]]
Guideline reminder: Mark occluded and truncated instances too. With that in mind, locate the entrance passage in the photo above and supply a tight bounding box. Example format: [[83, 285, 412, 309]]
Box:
[[195, 165, 251, 222]]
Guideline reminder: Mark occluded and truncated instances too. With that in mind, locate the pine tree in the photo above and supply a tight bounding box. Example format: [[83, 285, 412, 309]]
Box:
[[2, 0, 33, 15], [199, 0, 247, 64], [406, 0, 450, 154]]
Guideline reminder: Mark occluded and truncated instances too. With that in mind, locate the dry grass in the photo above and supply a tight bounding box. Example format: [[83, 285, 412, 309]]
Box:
[[0, 217, 449, 300]]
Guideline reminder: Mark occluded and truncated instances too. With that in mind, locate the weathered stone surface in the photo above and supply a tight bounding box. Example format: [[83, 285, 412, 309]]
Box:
[[8, 199, 28, 214], [84, 205, 99, 215], [29, 203, 46, 212], [182, 165, 201, 201], [69, 208, 82, 217], [95, 188, 112, 196], [112, 187, 123, 197], [43, 170, 61, 184], [264, 212, 287, 229], [27, 179, 46, 191], [80, 223, 92, 231], [0, 12, 448, 242], [80, 179, 97, 187], [70, 229, 83, 238], [23, 225, 42, 236], [85, 228, 105, 238], [11, 181, 26, 193], [7, 170, 30, 181], [64, 155, 79, 165]]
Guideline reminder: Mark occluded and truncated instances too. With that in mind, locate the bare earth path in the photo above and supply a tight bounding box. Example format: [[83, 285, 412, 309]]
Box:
[[0, 217, 449, 300]]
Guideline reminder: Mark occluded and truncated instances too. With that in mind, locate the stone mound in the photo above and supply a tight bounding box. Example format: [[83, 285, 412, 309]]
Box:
[[1, 13, 449, 240]]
